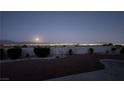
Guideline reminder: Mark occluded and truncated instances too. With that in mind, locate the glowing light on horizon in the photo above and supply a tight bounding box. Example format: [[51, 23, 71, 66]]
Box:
[[35, 37, 39, 42]]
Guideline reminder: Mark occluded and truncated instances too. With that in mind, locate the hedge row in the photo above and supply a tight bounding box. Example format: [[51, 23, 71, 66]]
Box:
[[0, 47, 51, 60]]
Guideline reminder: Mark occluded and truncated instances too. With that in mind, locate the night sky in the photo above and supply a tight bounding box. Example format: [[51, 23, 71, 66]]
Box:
[[0, 11, 124, 44]]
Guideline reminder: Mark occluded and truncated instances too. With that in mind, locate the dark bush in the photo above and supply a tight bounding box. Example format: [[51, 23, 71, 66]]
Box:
[[108, 43, 113, 46], [120, 48, 124, 55], [102, 43, 113, 46], [0, 48, 6, 60], [7, 48, 22, 59], [62, 45, 66, 47], [34, 47, 50, 57], [88, 48, 94, 54], [68, 49, 73, 55], [115, 45, 122, 48], [111, 47, 116, 53], [22, 45, 28, 48], [14, 46, 21, 48]]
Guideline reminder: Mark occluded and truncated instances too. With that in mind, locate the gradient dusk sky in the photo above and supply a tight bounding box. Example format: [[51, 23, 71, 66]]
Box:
[[0, 11, 124, 44]]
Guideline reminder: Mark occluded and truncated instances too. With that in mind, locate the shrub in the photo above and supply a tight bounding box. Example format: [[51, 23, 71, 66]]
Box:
[[88, 48, 94, 54], [108, 43, 113, 46], [120, 47, 124, 55], [68, 49, 73, 55], [34, 47, 50, 57], [14, 46, 21, 48], [62, 45, 66, 47], [102, 43, 113, 46], [111, 47, 116, 53], [115, 45, 122, 48], [22, 45, 28, 48], [7, 48, 22, 59], [0, 48, 6, 60]]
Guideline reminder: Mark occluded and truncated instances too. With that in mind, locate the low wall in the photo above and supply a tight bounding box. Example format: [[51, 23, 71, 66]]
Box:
[[3, 46, 120, 58]]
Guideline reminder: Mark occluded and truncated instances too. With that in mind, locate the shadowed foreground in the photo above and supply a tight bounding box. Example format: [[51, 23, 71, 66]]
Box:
[[1, 54, 123, 81], [0, 54, 106, 81]]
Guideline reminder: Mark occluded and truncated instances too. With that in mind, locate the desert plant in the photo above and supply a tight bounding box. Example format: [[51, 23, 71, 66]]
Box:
[[7, 48, 22, 59], [68, 49, 73, 55], [111, 47, 116, 53], [34, 47, 50, 57], [0, 48, 6, 60], [62, 45, 66, 47], [108, 43, 113, 46], [115, 45, 122, 48], [22, 44, 28, 48], [120, 47, 124, 55], [88, 48, 94, 54], [102, 43, 113, 46], [14, 46, 21, 48]]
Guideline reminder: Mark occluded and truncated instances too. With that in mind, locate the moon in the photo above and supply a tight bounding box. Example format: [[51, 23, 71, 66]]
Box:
[[35, 37, 39, 42]]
